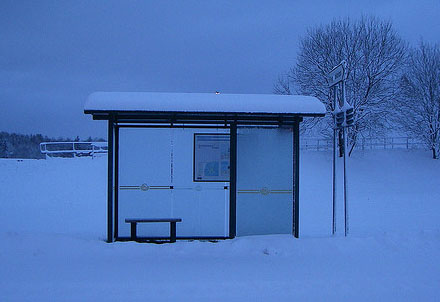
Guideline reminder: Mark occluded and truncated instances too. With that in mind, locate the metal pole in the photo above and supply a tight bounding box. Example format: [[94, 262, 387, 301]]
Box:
[[332, 84, 337, 236], [343, 127, 348, 236], [341, 74, 349, 237], [332, 127, 336, 235]]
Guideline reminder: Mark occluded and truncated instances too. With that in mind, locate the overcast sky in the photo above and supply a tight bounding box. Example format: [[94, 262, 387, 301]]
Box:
[[1, 0, 439, 138]]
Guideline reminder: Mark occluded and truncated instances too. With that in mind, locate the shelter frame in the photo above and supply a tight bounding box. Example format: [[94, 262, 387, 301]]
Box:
[[89, 111, 309, 242]]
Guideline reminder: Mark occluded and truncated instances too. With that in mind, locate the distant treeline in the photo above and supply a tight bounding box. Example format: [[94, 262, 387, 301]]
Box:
[[0, 132, 105, 159]]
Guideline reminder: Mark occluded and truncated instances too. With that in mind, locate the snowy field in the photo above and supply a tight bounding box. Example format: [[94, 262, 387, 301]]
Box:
[[1, 150, 439, 301]]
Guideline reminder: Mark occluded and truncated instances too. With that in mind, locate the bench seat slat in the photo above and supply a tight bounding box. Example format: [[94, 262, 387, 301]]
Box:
[[125, 218, 182, 223]]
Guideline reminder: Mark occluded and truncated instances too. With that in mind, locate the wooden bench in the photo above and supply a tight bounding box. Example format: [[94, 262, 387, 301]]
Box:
[[125, 218, 182, 243]]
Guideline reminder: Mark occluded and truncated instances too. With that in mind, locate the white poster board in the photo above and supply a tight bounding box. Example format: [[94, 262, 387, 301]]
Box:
[[194, 134, 230, 182]]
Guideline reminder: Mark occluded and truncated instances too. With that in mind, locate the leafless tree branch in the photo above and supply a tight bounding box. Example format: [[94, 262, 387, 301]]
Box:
[[274, 16, 407, 154]]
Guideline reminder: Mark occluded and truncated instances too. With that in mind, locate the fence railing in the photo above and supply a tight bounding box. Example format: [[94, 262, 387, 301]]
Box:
[[40, 142, 108, 158], [300, 137, 425, 151], [40, 137, 424, 157]]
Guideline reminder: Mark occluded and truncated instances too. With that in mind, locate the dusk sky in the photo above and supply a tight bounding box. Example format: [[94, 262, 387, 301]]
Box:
[[1, 0, 439, 138]]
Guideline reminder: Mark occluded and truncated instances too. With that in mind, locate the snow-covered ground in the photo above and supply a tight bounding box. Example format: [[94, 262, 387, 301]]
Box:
[[301, 150, 440, 237], [1, 150, 439, 301]]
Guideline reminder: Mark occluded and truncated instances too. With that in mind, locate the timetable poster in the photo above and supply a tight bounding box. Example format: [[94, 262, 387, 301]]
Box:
[[194, 134, 230, 182]]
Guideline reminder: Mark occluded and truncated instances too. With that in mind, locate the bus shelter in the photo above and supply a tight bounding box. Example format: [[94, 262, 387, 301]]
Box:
[[84, 92, 325, 242]]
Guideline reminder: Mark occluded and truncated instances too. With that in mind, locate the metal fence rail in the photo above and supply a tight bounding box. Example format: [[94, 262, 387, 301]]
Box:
[[40, 142, 108, 158], [40, 137, 424, 157], [300, 137, 425, 151]]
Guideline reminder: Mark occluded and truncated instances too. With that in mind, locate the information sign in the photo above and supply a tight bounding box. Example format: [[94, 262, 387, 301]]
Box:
[[194, 134, 230, 182], [328, 64, 344, 87]]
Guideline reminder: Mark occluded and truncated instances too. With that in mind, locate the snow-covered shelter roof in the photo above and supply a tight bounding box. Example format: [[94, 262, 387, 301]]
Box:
[[84, 92, 325, 124]]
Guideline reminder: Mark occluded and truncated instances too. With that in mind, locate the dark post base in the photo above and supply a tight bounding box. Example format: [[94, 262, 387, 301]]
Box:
[[130, 222, 137, 241], [170, 222, 176, 243]]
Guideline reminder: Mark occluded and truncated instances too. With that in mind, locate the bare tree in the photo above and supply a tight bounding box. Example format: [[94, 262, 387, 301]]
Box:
[[275, 16, 407, 155], [393, 42, 440, 159]]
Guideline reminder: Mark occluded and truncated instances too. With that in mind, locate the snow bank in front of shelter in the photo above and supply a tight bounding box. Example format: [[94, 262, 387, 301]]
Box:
[[3, 231, 440, 301], [1, 150, 440, 301], [85, 91, 326, 115]]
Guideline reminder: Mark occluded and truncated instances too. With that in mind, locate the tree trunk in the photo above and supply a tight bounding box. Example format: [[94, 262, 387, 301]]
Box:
[[433, 147, 438, 159]]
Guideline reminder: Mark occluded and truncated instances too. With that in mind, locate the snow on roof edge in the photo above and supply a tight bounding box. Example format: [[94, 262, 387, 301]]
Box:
[[85, 91, 326, 115]]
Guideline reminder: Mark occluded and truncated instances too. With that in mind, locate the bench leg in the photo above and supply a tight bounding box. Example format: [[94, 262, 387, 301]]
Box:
[[170, 222, 176, 243], [130, 222, 137, 241]]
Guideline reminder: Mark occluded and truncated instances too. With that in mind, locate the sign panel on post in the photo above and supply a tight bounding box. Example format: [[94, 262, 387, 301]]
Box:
[[328, 64, 344, 87], [194, 134, 230, 182]]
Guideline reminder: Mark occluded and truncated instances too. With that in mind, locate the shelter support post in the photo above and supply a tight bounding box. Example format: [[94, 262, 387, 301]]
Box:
[[293, 121, 300, 238], [114, 125, 119, 239], [229, 123, 237, 238], [107, 117, 115, 243]]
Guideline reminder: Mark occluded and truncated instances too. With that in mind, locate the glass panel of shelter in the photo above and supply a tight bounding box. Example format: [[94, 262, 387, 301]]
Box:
[[117, 127, 229, 239], [236, 127, 294, 236]]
